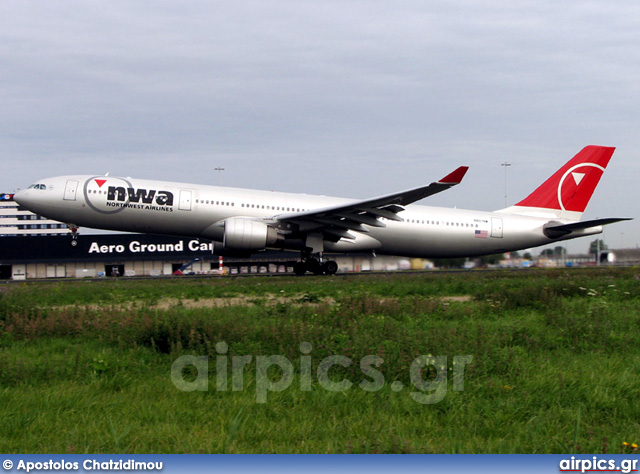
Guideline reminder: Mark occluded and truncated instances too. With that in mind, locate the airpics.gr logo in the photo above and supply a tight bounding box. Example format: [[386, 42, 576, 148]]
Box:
[[84, 177, 174, 214]]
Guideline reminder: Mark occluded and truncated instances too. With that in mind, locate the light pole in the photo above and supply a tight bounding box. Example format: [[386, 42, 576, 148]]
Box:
[[214, 167, 225, 186], [501, 162, 511, 207]]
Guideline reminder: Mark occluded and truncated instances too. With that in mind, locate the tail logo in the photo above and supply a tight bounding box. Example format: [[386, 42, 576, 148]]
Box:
[[571, 172, 585, 186], [557, 163, 605, 212]]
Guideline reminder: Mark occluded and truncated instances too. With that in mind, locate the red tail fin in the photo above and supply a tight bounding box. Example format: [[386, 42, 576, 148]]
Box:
[[511, 145, 615, 217]]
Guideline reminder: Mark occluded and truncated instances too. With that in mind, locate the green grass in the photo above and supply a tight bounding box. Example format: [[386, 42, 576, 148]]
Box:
[[1, 268, 640, 453]]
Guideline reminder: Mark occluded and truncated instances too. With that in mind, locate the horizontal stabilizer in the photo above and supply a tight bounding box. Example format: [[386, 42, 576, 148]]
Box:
[[544, 218, 632, 238]]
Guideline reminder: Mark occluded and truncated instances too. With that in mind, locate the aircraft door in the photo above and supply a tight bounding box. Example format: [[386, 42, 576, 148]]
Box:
[[63, 180, 79, 201], [179, 190, 192, 211], [491, 217, 503, 238]]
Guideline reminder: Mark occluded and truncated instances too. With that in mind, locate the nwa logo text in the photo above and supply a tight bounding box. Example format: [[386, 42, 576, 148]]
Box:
[[106, 186, 174, 212]]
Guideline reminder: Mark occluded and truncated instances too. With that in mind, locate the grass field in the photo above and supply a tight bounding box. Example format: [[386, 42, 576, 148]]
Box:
[[1, 267, 640, 453]]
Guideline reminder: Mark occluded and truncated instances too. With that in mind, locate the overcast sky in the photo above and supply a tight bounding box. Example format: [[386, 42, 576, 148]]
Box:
[[1, 1, 638, 253]]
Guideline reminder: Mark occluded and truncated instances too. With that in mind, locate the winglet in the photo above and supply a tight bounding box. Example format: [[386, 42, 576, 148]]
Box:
[[439, 166, 469, 184]]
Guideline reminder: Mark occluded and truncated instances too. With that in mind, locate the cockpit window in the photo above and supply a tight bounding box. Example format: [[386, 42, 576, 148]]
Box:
[[28, 184, 46, 190]]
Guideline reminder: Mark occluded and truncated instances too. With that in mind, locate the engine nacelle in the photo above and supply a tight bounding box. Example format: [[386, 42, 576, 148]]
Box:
[[223, 217, 278, 251]]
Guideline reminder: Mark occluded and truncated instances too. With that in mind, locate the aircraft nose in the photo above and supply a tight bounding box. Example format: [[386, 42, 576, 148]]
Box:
[[13, 189, 36, 210], [13, 189, 26, 205]]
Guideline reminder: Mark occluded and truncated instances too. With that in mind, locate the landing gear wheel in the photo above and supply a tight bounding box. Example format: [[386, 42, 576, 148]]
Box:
[[322, 260, 338, 275], [70, 239, 78, 248], [294, 251, 335, 276], [306, 257, 323, 275], [293, 261, 307, 276]]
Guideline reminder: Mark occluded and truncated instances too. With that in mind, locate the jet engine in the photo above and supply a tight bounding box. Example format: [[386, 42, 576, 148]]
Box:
[[223, 217, 278, 251]]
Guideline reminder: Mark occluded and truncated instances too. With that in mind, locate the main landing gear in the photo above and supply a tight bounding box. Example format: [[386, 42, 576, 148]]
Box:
[[293, 254, 338, 276]]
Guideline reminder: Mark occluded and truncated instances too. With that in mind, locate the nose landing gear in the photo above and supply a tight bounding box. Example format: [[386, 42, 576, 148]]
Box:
[[67, 224, 80, 247]]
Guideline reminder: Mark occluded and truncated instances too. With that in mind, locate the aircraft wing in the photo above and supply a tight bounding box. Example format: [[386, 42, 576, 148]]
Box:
[[274, 166, 469, 240]]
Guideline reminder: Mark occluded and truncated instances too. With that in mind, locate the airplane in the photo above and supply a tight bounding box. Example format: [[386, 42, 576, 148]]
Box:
[[14, 145, 631, 275]]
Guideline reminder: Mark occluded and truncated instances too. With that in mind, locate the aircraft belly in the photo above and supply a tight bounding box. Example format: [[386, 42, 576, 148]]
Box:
[[373, 218, 549, 258]]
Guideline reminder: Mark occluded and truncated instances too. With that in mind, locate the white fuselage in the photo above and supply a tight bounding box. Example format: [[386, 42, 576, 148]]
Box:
[[14, 175, 600, 258]]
